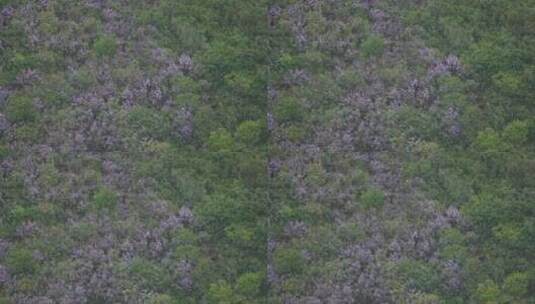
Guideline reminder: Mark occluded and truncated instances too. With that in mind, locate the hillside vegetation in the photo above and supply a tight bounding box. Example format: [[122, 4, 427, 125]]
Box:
[[0, 1, 533, 303]]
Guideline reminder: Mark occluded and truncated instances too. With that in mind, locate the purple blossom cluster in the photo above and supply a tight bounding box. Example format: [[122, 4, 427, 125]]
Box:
[[287, 5, 307, 50]]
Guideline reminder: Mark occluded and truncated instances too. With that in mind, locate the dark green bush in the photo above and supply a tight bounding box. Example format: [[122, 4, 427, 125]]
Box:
[[361, 35, 385, 58], [236, 120, 263, 145], [235, 272, 263, 297], [397, 260, 441, 292], [5, 95, 37, 123], [6, 247, 37, 275], [92, 187, 118, 210], [93, 35, 118, 58], [127, 106, 171, 140], [274, 97, 303, 123], [273, 248, 305, 275], [207, 129, 235, 152], [359, 188, 385, 209]]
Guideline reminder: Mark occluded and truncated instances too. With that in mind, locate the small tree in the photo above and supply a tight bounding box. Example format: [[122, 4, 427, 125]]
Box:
[[503, 272, 529, 299], [5, 95, 37, 123], [236, 120, 263, 145], [92, 187, 118, 210], [361, 35, 385, 58], [502, 120, 529, 145], [93, 35, 118, 58], [360, 187, 385, 209], [235, 272, 263, 298], [273, 248, 305, 275], [207, 129, 234, 152], [207, 280, 236, 304]]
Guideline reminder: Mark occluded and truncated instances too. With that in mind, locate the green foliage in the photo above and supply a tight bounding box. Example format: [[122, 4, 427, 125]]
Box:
[[235, 272, 263, 297], [8, 205, 40, 225], [207, 280, 237, 304], [475, 128, 503, 153], [224, 223, 256, 245], [130, 258, 170, 290], [172, 229, 201, 261], [93, 35, 118, 58], [0, 144, 8, 159], [475, 280, 500, 304], [502, 120, 529, 145], [273, 248, 305, 275], [503, 272, 530, 299], [337, 222, 363, 242], [236, 120, 263, 145], [285, 125, 306, 142], [393, 106, 440, 140], [397, 260, 441, 293], [274, 97, 303, 123], [224, 71, 257, 94], [502, 272, 529, 298], [127, 106, 171, 140], [359, 188, 385, 209], [5, 95, 37, 123], [148, 294, 174, 304], [412, 293, 442, 304], [360, 35, 385, 58], [207, 129, 235, 152], [0, 297, 10, 304], [5, 247, 37, 275], [338, 69, 365, 89], [492, 72, 522, 96], [0, 0, 533, 303], [14, 124, 41, 142], [304, 163, 327, 188], [91, 187, 118, 210], [438, 228, 468, 261], [464, 33, 524, 84]]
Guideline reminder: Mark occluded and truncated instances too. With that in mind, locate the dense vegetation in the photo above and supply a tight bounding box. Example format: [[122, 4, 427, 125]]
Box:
[[0, 0, 533, 303]]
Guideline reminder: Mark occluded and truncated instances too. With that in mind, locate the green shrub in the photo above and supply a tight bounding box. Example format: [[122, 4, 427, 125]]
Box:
[[5, 95, 37, 123], [92, 187, 118, 210], [492, 71, 522, 95], [274, 97, 303, 123], [225, 223, 255, 244], [0, 145, 8, 160], [338, 69, 365, 89], [286, 125, 306, 142], [207, 280, 236, 304], [173, 244, 201, 262], [338, 222, 363, 242], [503, 272, 529, 298], [148, 294, 174, 304], [359, 188, 385, 209], [273, 248, 305, 275], [9, 206, 39, 224], [224, 71, 255, 93], [14, 124, 40, 141], [6, 247, 37, 275], [0, 297, 11, 304], [236, 120, 263, 145], [412, 293, 442, 304], [397, 260, 441, 292], [235, 272, 263, 297], [130, 258, 170, 290], [127, 106, 171, 140], [475, 280, 500, 304], [361, 35, 385, 58], [438, 228, 468, 261], [207, 129, 234, 152], [475, 128, 505, 158], [502, 120, 529, 145], [93, 35, 118, 58]]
